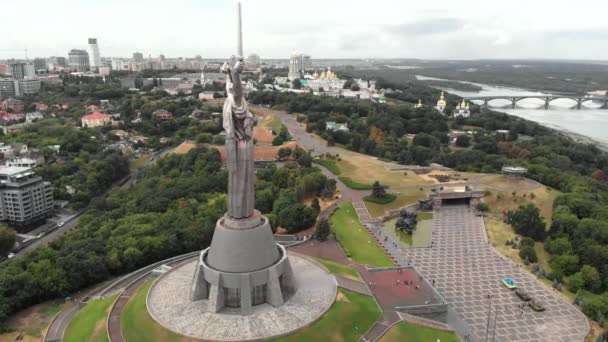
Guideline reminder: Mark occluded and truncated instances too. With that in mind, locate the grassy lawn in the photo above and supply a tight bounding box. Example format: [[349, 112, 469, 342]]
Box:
[[64, 295, 117, 342], [121, 280, 185, 342], [479, 174, 532, 189], [277, 288, 381, 342], [379, 322, 460, 342], [330, 202, 394, 267], [485, 217, 575, 302], [482, 185, 558, 225], [336, 154, 431, 188], [314, 159, 341, 175], [315, 258, 362, 281], [262, 113, 283, 133], [365, 189, 428, 218], [339, 177, 373, 190]]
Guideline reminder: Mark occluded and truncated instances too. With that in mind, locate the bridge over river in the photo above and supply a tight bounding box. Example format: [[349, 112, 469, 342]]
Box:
[[465, 94, 608, 110]]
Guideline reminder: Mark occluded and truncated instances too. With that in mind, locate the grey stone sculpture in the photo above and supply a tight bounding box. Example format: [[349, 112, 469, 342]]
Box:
[[222, 58, 255, 219]]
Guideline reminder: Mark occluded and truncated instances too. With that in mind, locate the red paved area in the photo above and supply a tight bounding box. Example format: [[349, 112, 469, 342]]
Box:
[[356, 267, 442, 310], [290, 238, 351, 265]]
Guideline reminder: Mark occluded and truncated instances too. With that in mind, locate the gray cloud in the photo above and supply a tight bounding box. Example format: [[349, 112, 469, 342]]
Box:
[[388, 18, 465, 36], [547, 29, 608, 41]]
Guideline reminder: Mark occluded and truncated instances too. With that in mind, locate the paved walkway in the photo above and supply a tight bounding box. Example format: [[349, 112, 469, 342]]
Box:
[[399, 204, 588, 342], [361, 311, 400, 342], [335, 275, 371, 295]]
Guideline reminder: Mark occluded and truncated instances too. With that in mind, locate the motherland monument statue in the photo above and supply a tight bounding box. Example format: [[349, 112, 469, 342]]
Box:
[[190, 2, 296, 315], [221, 56, 255, 218]]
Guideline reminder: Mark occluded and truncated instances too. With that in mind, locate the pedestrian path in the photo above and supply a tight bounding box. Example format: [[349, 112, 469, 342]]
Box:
[[400, 204, 588, 342]]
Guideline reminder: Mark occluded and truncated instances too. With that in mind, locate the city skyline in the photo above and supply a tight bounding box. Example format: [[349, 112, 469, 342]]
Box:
[[2, 0, 608, 60]]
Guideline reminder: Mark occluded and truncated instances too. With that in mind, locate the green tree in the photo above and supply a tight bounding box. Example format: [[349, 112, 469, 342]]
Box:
[[0, 225, 16, 256], [277, 147, 292, 160], [371, 181, 386, 199], [508, 204, 546, 241], [550, 254, 579, 277], [455, 135, 471, 147], [519, 245, 538, 263], [311, 198, 321, 213], [580, 265, 602, 292], [544, 237, 572, 255], [316, 218, 330, 241], [297, 151, 312, 168]]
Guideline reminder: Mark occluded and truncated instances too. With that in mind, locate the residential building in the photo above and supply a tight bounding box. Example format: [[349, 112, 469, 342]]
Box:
[[436, 91, 447, 113], [1, 99, 25, 113], [47, 56, 67, 70], [0, 143, 28, 159], [25, 112, 44, 123], [68, 49, 90, 72], [288, 52, 303, 80], [99, 66, 111, 76], [9, 63, 35, 80], [454, 99, 471, 118], [153, 109, 173, 121], [88, 38, 101, 71], [81, 112, 111, 128], [247, 54, 261, 66], [6, 157, 38, 168], [0, 78, 18, 98], [0, 64, 7, 74], [133, 52, 144, 63], [198, 91, 217, 100], [18, 78, 41, 95], [0, 166, 54, 226], [38, 75, 63, 85], [325, 121, 349, 132]]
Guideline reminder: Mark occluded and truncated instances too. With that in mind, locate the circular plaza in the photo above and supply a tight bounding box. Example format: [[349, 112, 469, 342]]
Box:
[[146, 253, 337, 341]]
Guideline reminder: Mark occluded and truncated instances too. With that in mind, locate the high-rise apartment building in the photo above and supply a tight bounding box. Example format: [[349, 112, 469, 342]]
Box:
[[68, 49, 90, 72], [0, 79, 19, 98], [247, 53, 261, 66], [288, 53, 311, 80], [88, 38, 101, 71], [133, 52, 144, 62], [0, 166, 54, 226], [9, 63, 35, 80]]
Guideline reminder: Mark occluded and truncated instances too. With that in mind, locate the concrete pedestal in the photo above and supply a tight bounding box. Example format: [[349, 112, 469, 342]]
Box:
[[191, 213, 295, 315]]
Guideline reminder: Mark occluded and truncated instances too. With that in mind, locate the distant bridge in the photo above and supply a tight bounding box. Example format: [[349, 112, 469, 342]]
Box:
[[465, 94, 608, 110]]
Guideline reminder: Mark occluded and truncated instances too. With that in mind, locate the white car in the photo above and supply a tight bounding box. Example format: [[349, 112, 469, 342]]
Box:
[[57, 221, 65, 227], [7, 253, 15, 259]]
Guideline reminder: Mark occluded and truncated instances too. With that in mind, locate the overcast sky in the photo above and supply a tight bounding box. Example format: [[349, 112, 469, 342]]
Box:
[[3, 0, 608, 60]]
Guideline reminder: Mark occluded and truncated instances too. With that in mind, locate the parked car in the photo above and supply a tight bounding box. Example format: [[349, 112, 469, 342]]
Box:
[[515, 289, 531, 301], [57, 221, 65, 227], [7, 253, 15, 259], [528, 299, 546, 312]]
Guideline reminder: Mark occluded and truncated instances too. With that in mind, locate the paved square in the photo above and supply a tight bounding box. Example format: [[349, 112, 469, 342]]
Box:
[[398, 204, 589, 342]]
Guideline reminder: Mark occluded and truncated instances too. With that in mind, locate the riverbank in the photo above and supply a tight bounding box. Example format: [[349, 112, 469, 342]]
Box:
[[549, 125, 608, 152]]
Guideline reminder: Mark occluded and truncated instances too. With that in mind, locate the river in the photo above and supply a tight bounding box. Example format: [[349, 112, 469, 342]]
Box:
[[416, 76, 608, 146]]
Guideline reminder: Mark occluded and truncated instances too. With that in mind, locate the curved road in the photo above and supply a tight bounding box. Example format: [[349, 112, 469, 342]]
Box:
[[44, 252, 198, 342], [106, 256, 198, 342]]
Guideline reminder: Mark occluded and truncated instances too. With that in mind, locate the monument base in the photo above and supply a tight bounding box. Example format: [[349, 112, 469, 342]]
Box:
[[191, 214, 296, 315]]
